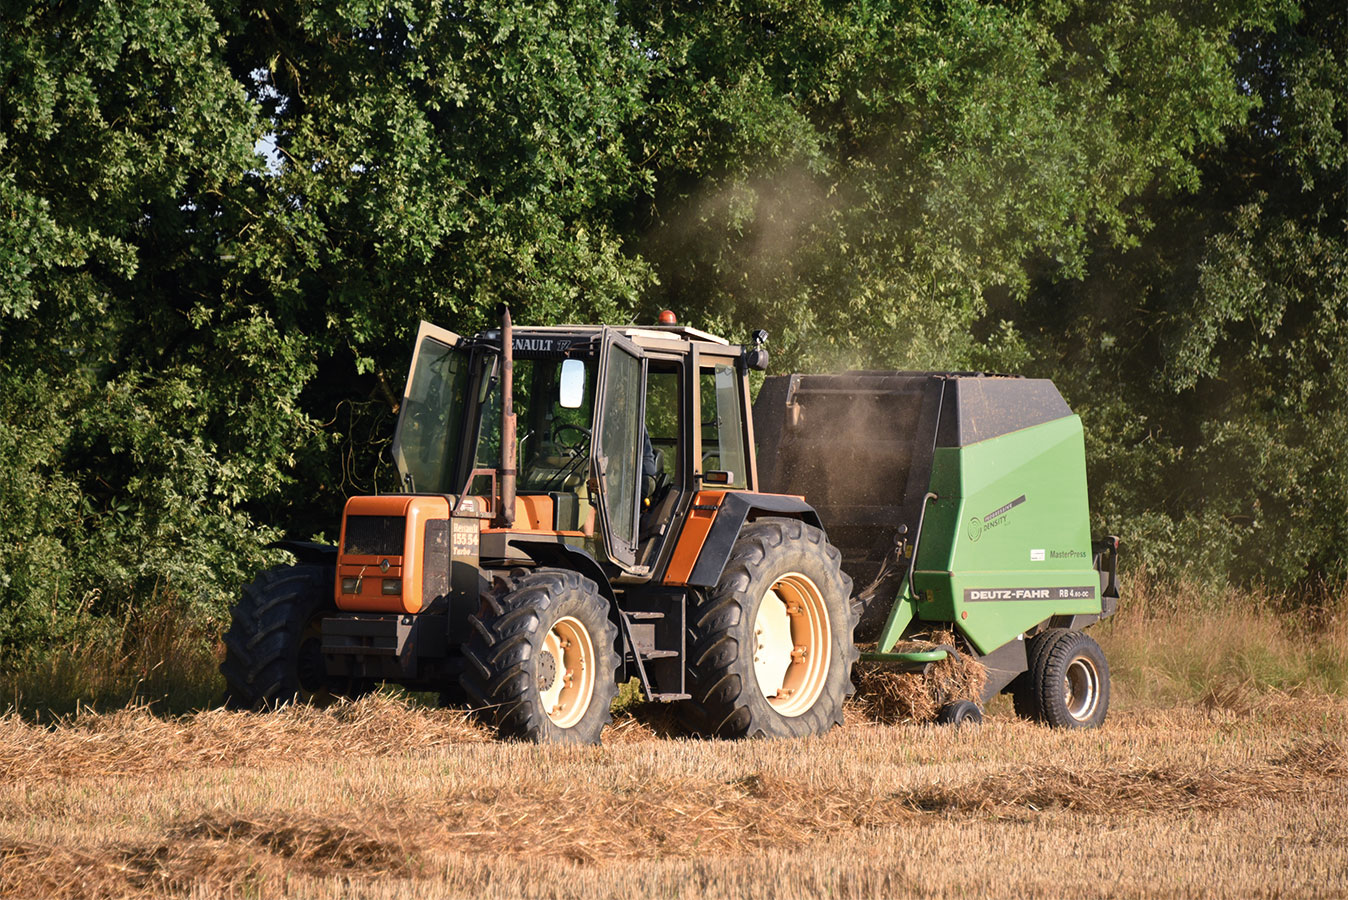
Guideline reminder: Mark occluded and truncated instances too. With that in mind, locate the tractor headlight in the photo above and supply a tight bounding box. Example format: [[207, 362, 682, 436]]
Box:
[[341, 576, 361, 594], [381, 578, 402, 595]]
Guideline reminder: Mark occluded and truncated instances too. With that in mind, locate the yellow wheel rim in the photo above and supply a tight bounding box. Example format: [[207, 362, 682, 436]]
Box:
[[751, 573, 832, 717], [538, 616, 596, 728]]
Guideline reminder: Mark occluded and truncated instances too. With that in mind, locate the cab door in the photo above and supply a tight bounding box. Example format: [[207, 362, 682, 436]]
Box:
[[591, 329, 646, 567], [391, 321, 471, 494]]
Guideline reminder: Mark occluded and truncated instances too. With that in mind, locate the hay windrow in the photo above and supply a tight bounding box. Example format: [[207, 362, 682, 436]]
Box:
[[173, 813, 416, 873], [0, 694, 490, 782], [420, 740, 1348, 860], [1, 835, 276, 900], [603, 703, 685, 743], [0, 814, 417, 900], [430, 773, 914, 863], [901, 739, 1348, 817], [0, 694, 695, 783], [2, 736, 1344, 897]]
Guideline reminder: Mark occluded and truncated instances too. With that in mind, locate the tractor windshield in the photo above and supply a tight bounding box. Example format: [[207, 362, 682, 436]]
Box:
[[471, 357, 597, 496], [394, 320, 601, 512]]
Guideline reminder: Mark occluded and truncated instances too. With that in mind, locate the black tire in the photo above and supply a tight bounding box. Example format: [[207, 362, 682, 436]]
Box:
[[459, 569, 620, 745], [1009, 676, 1039, 720], [1009, 628, 1110, 728], [221, 564, 366, 709], [1009, 629, 1061, 722], [1034, 629, 1109, 728], [676, 517, 857, 739], [936, 700, 983, 726], [436, 683, 468, 709]]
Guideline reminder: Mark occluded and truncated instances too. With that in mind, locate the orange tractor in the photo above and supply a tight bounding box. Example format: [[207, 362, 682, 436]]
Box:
[[222, 309, 858, 743]]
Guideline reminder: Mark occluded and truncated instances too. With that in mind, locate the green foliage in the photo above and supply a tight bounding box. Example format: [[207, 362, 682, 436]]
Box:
[[623, 0, 1275, 371], [223, 0, 661, 533], [0, 0, 285, 654], [1, 0, 1346, 670], [1011, 0, 1348, 587]]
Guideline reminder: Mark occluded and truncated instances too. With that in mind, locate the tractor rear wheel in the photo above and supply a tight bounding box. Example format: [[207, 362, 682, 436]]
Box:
[[459, 569, 620, 745], [221, 564, 367, 709], [1011, 628, 1110, 729], [677, 517, 857, 739]]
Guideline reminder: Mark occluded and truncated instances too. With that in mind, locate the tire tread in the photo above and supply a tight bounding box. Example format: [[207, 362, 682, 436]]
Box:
[[220, 564, 360, 709], [459, 569, 620, 744], [677, 517, 857, 739]]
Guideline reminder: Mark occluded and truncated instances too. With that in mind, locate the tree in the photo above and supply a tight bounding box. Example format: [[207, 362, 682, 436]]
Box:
[[1011, 0, 1347, 587], [218, 0, 660, 533], [618, 0, 1278, 373], [1, 0, 282, 648]]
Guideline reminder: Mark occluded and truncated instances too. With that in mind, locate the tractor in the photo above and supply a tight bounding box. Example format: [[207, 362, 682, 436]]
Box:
[[222, 310, 1118, 742], [223, 310, 858, 743]]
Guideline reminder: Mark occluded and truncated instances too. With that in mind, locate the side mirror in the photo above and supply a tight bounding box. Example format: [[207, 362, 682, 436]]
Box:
[[559, 358, 586, 409]]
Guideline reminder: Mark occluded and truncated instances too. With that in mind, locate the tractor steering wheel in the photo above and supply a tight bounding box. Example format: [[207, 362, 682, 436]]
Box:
[[550, 422, 592, 456]]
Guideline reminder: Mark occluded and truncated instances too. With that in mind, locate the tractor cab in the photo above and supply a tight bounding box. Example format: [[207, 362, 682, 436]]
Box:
[[387, 317, 762, 576]]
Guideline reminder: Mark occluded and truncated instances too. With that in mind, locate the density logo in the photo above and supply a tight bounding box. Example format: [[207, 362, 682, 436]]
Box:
[[984, 494, 1026, 522], [967, 494, 1027, 541]]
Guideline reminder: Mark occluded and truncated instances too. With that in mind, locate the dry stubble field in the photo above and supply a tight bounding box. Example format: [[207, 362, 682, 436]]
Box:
[[3, 603, 1347, 900], [2, 695, 1346, 898]]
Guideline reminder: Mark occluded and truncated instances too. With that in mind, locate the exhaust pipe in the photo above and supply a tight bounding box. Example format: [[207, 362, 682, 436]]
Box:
[[496, 303, 517, 528]]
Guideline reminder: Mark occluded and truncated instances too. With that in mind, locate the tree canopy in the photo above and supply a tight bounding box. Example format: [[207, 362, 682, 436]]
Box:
[[1, 0, 1343, 654]]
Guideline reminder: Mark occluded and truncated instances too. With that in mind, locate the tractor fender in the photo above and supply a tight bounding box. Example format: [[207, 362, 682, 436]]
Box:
[[267, 540, 337, 567], [685, 492, 823, 588], [506, 539, 617, 605]]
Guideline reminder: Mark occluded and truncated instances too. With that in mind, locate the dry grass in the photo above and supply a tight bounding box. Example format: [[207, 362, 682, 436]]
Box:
[[1095, 573, 1348, 708], [0, 609, 224, 721], [0, 695, 488, 783], [1, 691, 1346, 899], [1, 814, 416, 900], [905, 737, 1346, 816]]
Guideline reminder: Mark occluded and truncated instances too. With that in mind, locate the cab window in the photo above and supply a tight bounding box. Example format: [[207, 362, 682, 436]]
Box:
[[700, 362, 748, 489], [645, 365, 680, 484]]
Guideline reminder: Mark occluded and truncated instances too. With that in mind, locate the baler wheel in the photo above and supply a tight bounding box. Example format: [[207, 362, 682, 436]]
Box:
[[459, 569, 619, 744], [676, 517, 857, 739], [1017, 629, 1110, 729], [1009, 627, 1061, 722], [221, 564, 369, 709], [936, 700, 983, 726]]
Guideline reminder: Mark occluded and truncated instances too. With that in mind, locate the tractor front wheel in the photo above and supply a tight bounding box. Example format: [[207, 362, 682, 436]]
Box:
[[459, 569, 620, 745], [221, 564, 366, 709], [677, 517, 857, 739]]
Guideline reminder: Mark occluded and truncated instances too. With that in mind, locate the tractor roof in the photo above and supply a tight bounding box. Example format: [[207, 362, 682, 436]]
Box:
[[477, 323, 736, 355]]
